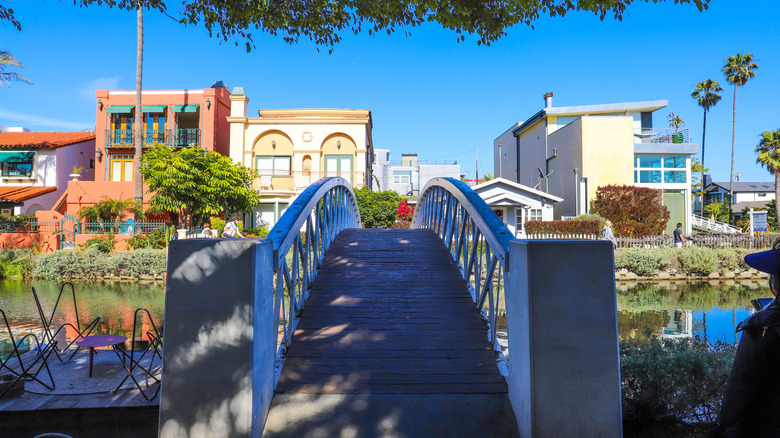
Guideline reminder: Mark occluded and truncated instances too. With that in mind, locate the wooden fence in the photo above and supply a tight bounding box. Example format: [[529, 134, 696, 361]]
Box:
[[525, 233, 778, 249]]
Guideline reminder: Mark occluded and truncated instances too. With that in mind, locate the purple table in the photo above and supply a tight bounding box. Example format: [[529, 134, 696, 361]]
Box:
[[75, 334, 127, 377]]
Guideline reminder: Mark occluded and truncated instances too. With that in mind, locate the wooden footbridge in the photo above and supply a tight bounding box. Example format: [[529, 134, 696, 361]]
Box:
[[161, 177, 623, 438]]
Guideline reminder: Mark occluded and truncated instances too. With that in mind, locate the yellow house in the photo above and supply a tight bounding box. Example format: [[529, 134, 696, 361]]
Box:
[[227, 87, 373, 228], [494, 93, 698, 234]]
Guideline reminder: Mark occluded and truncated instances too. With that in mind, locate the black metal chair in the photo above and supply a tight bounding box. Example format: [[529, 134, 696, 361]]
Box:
[[0, 309, 56, 398], [32, 283, 100, 362], [113, 308, 162, 400]]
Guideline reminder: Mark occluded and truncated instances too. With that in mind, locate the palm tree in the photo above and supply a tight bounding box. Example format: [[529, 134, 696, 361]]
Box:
[[667, 113, 685, 133], [134, 4, 144, 226], [691, 79, 723, 216], [723, 53, 759, 224], [756, 130, 780, 230], [0, 50, 32, 87]]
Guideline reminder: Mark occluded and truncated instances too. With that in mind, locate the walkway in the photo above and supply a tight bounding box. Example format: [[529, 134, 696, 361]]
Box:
[[264, 228, 519, 437]]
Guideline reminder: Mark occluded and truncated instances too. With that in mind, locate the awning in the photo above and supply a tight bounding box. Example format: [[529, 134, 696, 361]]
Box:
[[0, 151, 34, 162], [172, 104, 199, 113], [142, 105, 167, 113], [106, 105, 134, 114]]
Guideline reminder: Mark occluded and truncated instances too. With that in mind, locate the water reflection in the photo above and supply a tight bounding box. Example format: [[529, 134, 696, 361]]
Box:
[[0, 280, 164, 360], [617, 281, 765, 344]]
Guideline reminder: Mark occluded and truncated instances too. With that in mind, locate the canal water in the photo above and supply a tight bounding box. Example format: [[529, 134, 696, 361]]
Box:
[[0, 279, 769, 360], [0, 280, 164, 359]]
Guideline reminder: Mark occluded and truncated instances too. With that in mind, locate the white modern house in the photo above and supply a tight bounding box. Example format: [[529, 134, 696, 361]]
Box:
[[373, 150, 461, 195], [0, 130, 96, 216], [704, 180, 776, 219], [227, 87, 374, 228], [472, 178, 562, 237]]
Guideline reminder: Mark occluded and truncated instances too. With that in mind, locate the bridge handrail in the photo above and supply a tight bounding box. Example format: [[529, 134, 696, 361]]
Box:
[[268, 177, 361, 356], [412, 177, 514, 348]]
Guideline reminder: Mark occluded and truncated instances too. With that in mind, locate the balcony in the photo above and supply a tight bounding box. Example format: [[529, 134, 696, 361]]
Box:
[[634, 128, 691, 144], [253, 170, 365, 192], [106, 129, 200, 148]]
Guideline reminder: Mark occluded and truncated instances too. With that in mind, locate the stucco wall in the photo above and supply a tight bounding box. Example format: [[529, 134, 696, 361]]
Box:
[[494, 124, 519, 181], [581, 116, 635, 212], [547, 119, 584, 218], [516, 121, 548, 189]]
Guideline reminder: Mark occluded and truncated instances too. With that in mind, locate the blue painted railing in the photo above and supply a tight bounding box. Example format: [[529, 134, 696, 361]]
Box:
[[412, 177, 513, 348], [268, 177, 361, 355]]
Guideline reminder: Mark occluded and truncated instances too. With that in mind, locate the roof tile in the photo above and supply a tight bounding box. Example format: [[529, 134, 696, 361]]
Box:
[[0, 132, 96, 149]]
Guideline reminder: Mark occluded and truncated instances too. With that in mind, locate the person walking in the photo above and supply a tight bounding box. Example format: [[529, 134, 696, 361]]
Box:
[[223, 216, 245, 238], [673, 223, 686, 248], [602, 220, 617, 247]]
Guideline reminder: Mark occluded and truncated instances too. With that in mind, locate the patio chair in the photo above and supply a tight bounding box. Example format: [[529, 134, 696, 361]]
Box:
[[0, 309, 56, 398], [113, 308, 162, 400], [32, 283, 100, 362]]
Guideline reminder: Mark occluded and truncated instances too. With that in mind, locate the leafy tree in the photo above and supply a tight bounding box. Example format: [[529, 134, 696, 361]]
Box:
[[590, 185, 670, 237], [667, 112, 684, 133], [755, 129, 780, 230], [723, 53, 758, 224], [766, 199, 778, 231], [482, 172, 495, 182], [134, 6, 144, 222], [141, 145, 260, 228], [354, 187, 402, 228], [691, 78, 722, 215], [1, 0, 709, 52], [0, 50, 31, 87], [704, 202, 729, 223]]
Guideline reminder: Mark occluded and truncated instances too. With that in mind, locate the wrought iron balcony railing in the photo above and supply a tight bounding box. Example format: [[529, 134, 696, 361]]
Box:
[[106, 129, 201, 148]]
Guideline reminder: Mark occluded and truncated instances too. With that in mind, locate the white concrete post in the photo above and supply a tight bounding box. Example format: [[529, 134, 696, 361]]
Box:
[[159, 239, 275, 437], [505, 239, 622, 437]]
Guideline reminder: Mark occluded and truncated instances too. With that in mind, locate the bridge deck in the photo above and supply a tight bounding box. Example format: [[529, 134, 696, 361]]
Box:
[[277, 228, 506, 395]]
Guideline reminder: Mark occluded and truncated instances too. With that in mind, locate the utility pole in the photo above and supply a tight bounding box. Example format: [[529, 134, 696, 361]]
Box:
[[475, 148, 479, 184]]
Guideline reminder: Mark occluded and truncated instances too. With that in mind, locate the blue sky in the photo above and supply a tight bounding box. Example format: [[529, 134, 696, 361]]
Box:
[[1, 0, 778, 182]]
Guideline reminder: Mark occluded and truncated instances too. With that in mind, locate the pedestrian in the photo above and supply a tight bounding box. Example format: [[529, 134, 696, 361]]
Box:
[[201, 223, 213, 238], [223, 216, 245, 238], [708, 240, 780, 437], [602, 220, 617, 247], [673, 222, 686, 248]]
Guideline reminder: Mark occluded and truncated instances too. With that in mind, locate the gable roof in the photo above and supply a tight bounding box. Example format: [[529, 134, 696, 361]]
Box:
[[0, 186, 57, 203], [706, 181, 774, 192], [473, 178, 563, 203], [0, 131, 96, 149]]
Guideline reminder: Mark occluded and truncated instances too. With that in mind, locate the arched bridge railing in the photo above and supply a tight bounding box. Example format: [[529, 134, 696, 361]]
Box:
[[268, 177, 361, 356], [411, 177, 513, 347]]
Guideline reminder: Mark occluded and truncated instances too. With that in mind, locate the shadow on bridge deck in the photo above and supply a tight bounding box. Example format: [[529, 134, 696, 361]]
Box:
[[263, 228, 520, 437]]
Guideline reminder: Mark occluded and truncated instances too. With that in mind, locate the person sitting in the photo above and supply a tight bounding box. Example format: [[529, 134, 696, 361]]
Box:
[[201, 223, 213, 238]]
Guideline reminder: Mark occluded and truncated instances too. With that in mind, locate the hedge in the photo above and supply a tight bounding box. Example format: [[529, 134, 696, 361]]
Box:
[[525, 220, 601, 235]]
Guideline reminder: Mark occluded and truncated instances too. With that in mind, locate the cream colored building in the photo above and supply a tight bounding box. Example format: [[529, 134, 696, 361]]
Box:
[[494, 93, 698, 234], [227, 87, 373, 228]]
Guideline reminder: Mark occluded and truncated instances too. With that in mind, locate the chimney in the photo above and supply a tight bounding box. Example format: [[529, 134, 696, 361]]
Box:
[[543, 92, 553, 109]]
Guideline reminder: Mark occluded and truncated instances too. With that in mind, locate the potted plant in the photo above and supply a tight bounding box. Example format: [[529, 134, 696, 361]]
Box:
[[70, 165, 84, 181]]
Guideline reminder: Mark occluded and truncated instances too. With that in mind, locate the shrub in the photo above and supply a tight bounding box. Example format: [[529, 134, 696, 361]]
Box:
[[211, 218, 226, 236], [354, 187, 402, 228], [244, 226, 269, 238], [397, 199, 414, 221], [525, 220, 600, 235], [79, 234, 116, 253], [676, 247, 718, 276], [0, 249, 34, 279], [591, 185, 670, 237], [32, 248, 167, 280], [126, 229, 167, 250], [614, 248, 669, 276], [621, 336, 735, 426]]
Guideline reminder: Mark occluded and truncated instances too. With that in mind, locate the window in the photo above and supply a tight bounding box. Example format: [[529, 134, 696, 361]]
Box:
[[255, 156, 291, 175], [393, 171, 411, 184], [515, 207, 542, 236], [635, 154, 687, 184], [2, 160, 33, 177], [759, 192, 767, 197], [110, 154, 134, 181]]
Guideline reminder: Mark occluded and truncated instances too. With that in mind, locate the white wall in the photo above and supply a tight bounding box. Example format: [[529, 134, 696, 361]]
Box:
[[494, 124, 519, 181]]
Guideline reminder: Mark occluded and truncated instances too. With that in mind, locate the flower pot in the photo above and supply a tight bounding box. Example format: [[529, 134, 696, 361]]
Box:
[[69, 173, 81, 181]]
